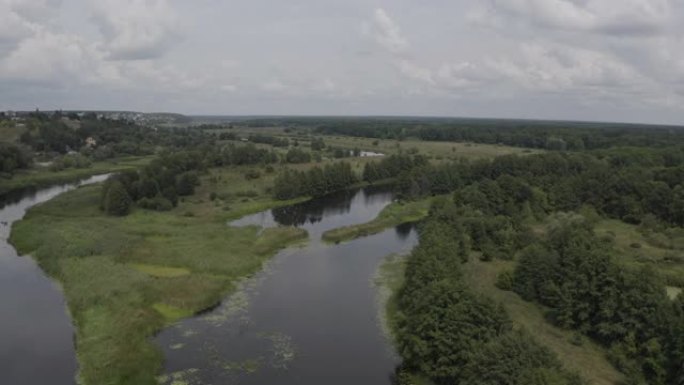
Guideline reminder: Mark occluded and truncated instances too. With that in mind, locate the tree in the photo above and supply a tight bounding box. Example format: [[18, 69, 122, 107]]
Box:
[[104, 180, 132, 216], [176, 172, 196, 196]]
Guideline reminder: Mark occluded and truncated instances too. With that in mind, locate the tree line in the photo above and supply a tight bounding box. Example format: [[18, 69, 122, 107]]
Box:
[[395, 198, 583, 385], [273, 162, 357, 200]]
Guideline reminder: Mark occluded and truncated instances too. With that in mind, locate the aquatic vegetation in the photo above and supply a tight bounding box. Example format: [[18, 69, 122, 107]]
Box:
[[156, 368, 201, 385], [261, 332, 296, 369], [373, 253, 409, 343]]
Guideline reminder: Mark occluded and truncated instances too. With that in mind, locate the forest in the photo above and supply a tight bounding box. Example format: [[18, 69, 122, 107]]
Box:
[[355, 144, 684, 384]]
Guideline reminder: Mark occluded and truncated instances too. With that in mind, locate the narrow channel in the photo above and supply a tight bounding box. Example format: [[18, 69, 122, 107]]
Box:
[[156, 186, 418, 385], [0, 174, 109, 385]]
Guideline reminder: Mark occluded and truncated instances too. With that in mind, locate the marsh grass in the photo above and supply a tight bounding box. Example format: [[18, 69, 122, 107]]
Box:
[[322, 198, 433, 243], [9, 166, 308, 385]]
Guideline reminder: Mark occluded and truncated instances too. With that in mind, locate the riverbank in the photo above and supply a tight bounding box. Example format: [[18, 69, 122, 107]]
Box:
[[322, 197, 433, 243], [9, 166, 309, 385], [0, 156, 152, 201]]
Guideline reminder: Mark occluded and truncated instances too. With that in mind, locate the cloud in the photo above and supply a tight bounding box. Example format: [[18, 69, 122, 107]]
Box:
[[366, 8, 408, 54], [91, 0, 182, 60], [485, 0, 674, 37], [397, 60, 434, 85]]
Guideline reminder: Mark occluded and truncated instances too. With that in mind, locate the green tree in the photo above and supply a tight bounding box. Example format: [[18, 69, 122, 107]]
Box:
[[104, 180, 132, 216]]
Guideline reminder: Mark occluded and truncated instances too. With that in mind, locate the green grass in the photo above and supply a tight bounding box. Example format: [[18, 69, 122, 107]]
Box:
[[0, 156, 152, 197], [152, 303, 194, 323], [322, 198, 434, 243], [594, 219, 684, 287], [9, 166, 309, 385], [462, 258, 624, 385], [666, 286, 683, 300], [130, 264, 190, 278]]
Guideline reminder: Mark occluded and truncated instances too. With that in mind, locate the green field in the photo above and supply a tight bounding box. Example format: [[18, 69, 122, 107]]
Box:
[[319, 136, 541, 160], [9, 166, 309, 385], [207, 125, 542, 162]]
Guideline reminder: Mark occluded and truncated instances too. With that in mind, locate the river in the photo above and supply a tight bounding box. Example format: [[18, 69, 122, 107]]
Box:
[[156, 186, 418, 385], [0, 174, 109, 385]]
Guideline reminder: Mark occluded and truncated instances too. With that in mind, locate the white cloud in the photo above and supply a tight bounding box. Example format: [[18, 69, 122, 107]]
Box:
[[91, 0, 182, 60], [397, 60, 434, 85], [487, 0, 674, 36], [366, 8, 408, 54]]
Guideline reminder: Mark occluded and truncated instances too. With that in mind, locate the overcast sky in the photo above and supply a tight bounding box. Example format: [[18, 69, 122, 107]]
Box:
[[1, 0, 683, 124]]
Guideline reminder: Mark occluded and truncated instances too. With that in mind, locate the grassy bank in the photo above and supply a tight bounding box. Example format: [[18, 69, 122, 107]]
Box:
[[374, 253, 408, 343], [322, 198, 433, 243], [9, 166, 309, 385], [0, 156, 152, 198]]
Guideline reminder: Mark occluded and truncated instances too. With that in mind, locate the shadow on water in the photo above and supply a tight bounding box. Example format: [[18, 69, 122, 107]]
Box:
[[157, 186, 417, 385], [0, 174, 109, 385]]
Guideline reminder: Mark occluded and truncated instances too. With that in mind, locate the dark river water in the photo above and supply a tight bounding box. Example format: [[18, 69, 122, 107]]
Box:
[[156, 186, 418, 385], [0, 174, 109, 385]]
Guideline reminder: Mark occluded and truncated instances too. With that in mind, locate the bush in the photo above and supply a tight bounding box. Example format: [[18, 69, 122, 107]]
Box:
[[495, 270, 514, 291], [630, 242, 642, 249], [137, 196, 173, 211]]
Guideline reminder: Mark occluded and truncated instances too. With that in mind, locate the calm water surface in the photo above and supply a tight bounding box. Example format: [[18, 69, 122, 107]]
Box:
[[0, 174, 109, 385], [156, 186, 417, 385]]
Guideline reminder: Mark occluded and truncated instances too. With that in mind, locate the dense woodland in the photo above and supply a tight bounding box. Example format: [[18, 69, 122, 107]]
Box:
[[365, 149, 684, 383]]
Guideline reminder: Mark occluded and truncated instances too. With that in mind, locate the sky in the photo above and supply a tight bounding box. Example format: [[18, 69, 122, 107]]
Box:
[[1, 0, 683, 125]]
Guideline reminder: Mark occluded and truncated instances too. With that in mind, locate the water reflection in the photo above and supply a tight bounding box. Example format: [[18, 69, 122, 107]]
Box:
[[230, 185, 395, 238], [395, 222, 415, 240]]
